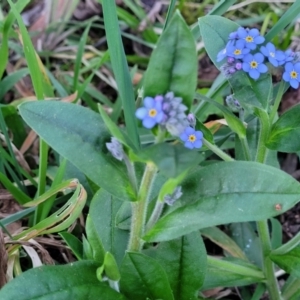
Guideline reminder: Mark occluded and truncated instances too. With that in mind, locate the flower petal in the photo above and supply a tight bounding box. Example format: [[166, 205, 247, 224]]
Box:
[[184, 141, 194, 149], [290, 79, 299, 89], [143, 117, 156, 129], [269, 57, 278, 67], [285, 62, 293, 72], [249, 28, 259, 37], [195, 131, 203, 140], [135, 107, 147, 119], [249, 69, 260, 80], [242, 62, 250, 72], [257, 64, 268, 73], [283, 72, 291, 82], [144, 97, 155, 108], [194, 140, 203, 148], [254, 53, 264, 63]]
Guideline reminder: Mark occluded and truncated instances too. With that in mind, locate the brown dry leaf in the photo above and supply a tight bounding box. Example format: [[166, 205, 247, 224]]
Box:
[[74, 0, 101, 20], [0, 229, 8, 288]]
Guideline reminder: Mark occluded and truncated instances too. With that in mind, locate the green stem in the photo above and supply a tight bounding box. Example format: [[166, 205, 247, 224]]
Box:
[[256, 220, 282, 300], [145, 199, 164, 231], [272, 231, 300, 255], [240, 136, 251, 161], [128, 162, 157, 252], [255, 109, 270, 164], [34, 139, 49, 224], [124, 154, 138, 195], [203, 138, 234, 162], [255, 111, 282, 299], [269, 81, 286, 124]]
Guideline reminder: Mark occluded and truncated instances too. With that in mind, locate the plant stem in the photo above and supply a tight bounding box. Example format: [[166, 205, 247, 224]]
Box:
[[256, 220, 282, 300], [269, 81, 286, 124], [128, 162, 157, 252], [203, 138, 234, 162], [255, 112, 282, 299], [124, 154, 138, 195], [145, 199, 164, 231], [240, 136, 251, 161], [255, 109, 270, 164]]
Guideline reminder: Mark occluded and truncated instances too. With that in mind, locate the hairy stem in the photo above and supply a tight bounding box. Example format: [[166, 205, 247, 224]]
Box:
[[203, 138, 234, 162], [128, 162, 157, 252]]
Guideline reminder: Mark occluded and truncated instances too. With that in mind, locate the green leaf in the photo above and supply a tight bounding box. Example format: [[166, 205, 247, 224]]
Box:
[[270, 246, 300, 278], [89, 189, 129, 266], [266, 103, 300, 152], [143, 11, 197, 108], [198, 15, 238, 68], [202, 256, 264, 290], [201, 227, 248, 260], [229, 72, 272, 110], [137, 142, 202, 178], [59, 232, 83, 260], [144, 161, 300, 242], [0, 261, 127, 300], [149, 232, 207, 299], [104, 252, 121, 281], [86, 215, 105, 263], [19, 101, 134, 201], [195, 93, 246, 138], [120, 252, 174, 300], [101, 0, 140, 149]]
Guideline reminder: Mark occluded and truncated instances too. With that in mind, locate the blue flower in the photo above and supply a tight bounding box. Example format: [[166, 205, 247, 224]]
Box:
[[282, 62, 300, 89], [278, 49, 294, 66], [135, 97, 164, 129], [237, 27, 265, 50], [180, 127, 203, 149], [242, 53, 268, 80], [260, 42, 286, 67], [227, 40, 250, 59], [217, 41, 233, 62]]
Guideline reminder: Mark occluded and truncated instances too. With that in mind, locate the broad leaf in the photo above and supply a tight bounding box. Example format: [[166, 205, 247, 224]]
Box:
[[19, 101, 134, 201], [144, 161, 300, 242], [266, 103, 300, 152], [89, 189, 129, 266], [202, 256, 264, 290], [149, 232, 207, 300], [143, 11, 197, 108], [0, 261, 126, 300], [120, 252, 174, 300], [137, 143, 203, 178], [270, 246, 300, 278]]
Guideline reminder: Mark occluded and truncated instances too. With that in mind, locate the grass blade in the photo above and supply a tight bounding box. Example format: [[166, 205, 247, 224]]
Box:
[[265, 1, 300, 42], [99, 0, 140, 149]]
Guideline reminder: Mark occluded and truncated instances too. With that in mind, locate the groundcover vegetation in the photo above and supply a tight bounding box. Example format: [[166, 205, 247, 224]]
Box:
[[1, 0, 300, 299]]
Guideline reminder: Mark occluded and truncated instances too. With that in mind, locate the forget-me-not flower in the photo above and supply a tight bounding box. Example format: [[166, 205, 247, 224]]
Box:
[[217, 41, 234, 62], [237, 27, 265, 50], [278, 49, 295, 66], [260, 43, 286, 67], [227, 40, 250, 59], [282, 62, 300, 89], [180, 127, 203, 149], [242, 53, 268, 79], [135, 96, 164, 129]]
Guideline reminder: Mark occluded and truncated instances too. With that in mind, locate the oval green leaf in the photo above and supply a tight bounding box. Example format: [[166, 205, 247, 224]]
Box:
[[266, 103, 300, 152], [143, 11, 197, 108], [149, 232, 207, 300], [0, 261, 127, 300], [18, 101, 134, 201], [120, 252, 174, 300], [144, 161, 300, 242]]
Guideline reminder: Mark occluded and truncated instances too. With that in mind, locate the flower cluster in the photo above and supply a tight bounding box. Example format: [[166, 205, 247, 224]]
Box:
[[135, 92, 203, 149], [217, 27, 300, 88]]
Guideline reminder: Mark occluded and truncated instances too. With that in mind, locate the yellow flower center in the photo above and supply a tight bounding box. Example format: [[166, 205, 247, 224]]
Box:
[[148, 109, 157, 117], [250, 61, 258, 69], [290, 71, 298, 79], [245, 36, 253, 42], [234, 49, 241, 55], [188, 134, 196, 143]]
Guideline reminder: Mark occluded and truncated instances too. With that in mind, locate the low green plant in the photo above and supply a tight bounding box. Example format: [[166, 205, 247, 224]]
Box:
[[1, 1, 300, 299]]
